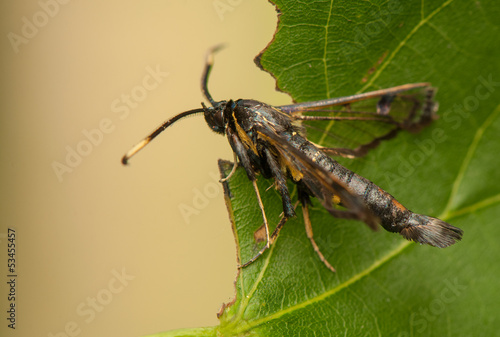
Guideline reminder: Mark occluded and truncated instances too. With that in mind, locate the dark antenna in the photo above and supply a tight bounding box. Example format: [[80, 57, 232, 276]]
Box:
[[122, 45, 225, 165], [121, 108, 204, 165], [201, 44, 225, 106]]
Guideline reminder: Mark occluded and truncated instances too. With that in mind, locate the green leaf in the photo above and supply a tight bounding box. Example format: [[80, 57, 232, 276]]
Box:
[[153, 0, 500, 336]]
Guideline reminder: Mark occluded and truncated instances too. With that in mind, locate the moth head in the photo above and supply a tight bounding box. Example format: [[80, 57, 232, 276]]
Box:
[[203, 100, 234, 135]]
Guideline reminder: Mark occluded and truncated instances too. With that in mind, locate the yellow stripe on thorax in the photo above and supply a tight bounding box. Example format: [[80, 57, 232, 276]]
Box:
[[233, 111, 258, 155]]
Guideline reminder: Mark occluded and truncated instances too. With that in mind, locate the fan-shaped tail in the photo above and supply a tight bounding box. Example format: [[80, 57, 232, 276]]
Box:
[[400, 214, 463, 248]]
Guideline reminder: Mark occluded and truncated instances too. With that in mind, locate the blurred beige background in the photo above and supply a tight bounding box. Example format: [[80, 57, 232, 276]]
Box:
[[0, 1, 291, 336]]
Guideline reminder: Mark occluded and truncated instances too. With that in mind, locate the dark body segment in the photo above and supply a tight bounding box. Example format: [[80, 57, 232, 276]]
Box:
[[236, 99, 462, 248]]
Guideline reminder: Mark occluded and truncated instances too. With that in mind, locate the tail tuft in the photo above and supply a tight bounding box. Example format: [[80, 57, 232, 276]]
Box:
[[400, 214, 463, 248]]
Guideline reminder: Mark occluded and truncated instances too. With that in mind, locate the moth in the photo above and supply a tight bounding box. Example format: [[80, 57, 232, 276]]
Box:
[[122, 46, 463, 272]]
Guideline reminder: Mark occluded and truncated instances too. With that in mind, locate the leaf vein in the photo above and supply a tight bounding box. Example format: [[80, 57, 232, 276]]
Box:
[[238, 241, 411, 332], [442, 103, 500, 216], [322, 0, 335, 99], [359, 0, 456, 92]]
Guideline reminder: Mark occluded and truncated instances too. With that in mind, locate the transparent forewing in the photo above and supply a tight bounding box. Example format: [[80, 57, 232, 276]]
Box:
[[279, 85, 435, 153]]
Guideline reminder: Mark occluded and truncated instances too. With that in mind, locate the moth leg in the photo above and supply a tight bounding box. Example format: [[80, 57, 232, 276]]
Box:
[[226, 127, 275, 268], [226, 128, 273, 267], [252, 179, 270, 250], [263, 148, 295, 218], [219, 152, 238, 183], [239, 215, 289, 269], [241, 144, 302, 267], [300, 196, 336, 272], [240, 145, 300, 269]]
